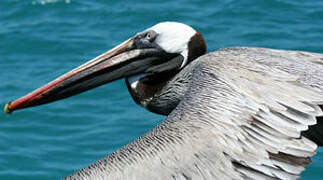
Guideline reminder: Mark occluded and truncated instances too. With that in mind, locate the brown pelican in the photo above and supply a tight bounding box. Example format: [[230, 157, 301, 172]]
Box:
[[4, 22, 323, 180]]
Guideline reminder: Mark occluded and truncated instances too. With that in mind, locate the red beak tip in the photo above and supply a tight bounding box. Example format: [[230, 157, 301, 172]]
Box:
[[4, 102, 13, 114]]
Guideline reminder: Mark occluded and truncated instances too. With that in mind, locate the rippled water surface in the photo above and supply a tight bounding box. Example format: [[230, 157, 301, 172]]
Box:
[[1, 0, 323, 179]]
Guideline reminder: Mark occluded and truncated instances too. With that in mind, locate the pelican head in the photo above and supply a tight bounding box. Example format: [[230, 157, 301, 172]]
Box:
[[4, 22, 206, 115]]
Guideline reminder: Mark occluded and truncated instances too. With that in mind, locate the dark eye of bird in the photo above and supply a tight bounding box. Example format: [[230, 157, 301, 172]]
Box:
[[134, 30, 158, 49], [145, 30, 157, 42]]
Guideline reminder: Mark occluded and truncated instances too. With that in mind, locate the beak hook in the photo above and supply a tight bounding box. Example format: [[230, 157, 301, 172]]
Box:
[[4, 102, 12, 114]]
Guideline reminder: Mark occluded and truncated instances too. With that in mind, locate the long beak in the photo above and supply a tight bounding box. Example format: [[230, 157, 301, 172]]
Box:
[[4, 38, 170, 114]]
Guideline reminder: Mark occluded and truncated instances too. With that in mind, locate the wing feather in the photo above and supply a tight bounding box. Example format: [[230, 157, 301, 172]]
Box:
[[64, 47, 323, 180]]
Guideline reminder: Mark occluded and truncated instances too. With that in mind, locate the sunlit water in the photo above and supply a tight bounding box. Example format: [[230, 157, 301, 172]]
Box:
[[0, 0, 322, 179]]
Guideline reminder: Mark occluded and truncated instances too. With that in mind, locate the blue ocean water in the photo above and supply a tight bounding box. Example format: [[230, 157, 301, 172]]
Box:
[[0, 0, 322, 179]]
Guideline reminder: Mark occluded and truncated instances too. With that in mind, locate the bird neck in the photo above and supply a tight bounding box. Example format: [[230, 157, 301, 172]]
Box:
[[125, 61, 196, 115], [125, 71, 178, 114]]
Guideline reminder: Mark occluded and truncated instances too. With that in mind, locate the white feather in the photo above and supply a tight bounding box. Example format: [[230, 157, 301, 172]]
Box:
[[148, 22, 196, 68]]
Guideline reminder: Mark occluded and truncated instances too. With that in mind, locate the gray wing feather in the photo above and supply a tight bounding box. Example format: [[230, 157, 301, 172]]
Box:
[[64, 47, 323, 180]]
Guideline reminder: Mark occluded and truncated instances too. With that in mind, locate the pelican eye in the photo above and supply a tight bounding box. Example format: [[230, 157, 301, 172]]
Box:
[[134, 30, 158, 49], [145, 30, 157, 42]]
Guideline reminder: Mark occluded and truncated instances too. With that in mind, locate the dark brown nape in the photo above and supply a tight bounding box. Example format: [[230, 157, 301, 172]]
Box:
[[187, 32, 207, 64], [125, 71, 178, 106], [125, 70, 180, 115]]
